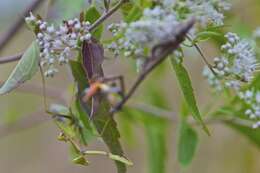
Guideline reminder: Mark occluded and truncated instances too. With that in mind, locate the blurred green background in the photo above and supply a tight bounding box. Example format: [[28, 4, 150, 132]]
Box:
[[0, 0, 259, 173]]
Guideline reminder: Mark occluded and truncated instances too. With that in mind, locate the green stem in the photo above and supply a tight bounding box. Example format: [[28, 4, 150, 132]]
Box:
[[89, 0, 127, 32]]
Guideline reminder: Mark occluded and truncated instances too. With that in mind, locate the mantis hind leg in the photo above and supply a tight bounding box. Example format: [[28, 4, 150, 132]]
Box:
[[102, 75, 125, 98]]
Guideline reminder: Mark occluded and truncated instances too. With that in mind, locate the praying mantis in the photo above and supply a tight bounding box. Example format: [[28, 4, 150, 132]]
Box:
[[80, 18, 196, 116]]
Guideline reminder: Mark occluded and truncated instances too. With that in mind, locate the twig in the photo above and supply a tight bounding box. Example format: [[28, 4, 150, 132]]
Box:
[[0, 53, 23, 64], [89, 0, 126, 32], [0, 80, 66, 103], [186, 35, 217, 75], [128, 101, 254, 127], [0, 110, 50, 139], [0, 0, 44, 52], [0, 99, 252, 140], [128, 101, 178, 121]]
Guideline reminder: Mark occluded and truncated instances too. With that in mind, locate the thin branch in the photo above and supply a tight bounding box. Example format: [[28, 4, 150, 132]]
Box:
[[39, 65, 49, 111], [128, 101, 254, 128], [0, 80, 66, 103], [0, 0, 45, 52], [128, 101, 178, 121], [0, 99, 252, 139], [89, 0, 126, 32], [186, 35, 217, 75], [0, 53, 23, 64], [0, 110, 50, 139]]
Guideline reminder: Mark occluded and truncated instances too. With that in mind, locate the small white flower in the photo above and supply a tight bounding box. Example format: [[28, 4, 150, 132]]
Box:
[[84, 33, 92, 41], [25, 12, 37, 23], [39, 22, 47, 30], [68, 19, 74, 26], [47, 25, 55, 34], [74, 23, 81, 30]]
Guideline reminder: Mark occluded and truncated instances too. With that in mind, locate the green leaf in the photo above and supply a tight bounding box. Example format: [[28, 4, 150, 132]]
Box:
[[85, 6, 103, 40], [124, 5, 142, 23], [0, 41, 40, 95], [122, 107, 168, 173], [177, 120, 198, 167], [121, 2, 134, 18], [69, 60, 89, 92], [73, 98, 96, 144], [91, 98, 127, 173], [180, 100, 190, 118], [74, 99, 93, 133], [145, 121, 168, 173], [171, 57, 209, 135], [118, 110, 135, 145], [137, 0, 153, 8]]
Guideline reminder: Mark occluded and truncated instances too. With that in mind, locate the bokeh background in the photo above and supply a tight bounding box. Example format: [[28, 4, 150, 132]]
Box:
[[0, 0, 259, 173]]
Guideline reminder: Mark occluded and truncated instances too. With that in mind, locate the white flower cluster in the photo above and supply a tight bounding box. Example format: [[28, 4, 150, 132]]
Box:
[[183, 0, 231, 27], [239, 89, 260, 129], [107, 0, 232, 62], [203, 32, 260, 129], [107, 6, 180, 69], [25, 12, 92, 77], [204, 32, 257, 91], [222, 33, 256, 82]]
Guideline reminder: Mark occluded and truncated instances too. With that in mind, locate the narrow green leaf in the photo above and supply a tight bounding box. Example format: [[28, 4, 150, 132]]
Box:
[[121, 2, 134, 18], [0, 41, 40, 94], [145, 122, 168, 173], [91, 98, 127, 173], [137, 0, 153, 8], [69, 60, 89, 91], [74, 99, 93, 132], [177, 120, 198, 166], [85, 6, 103, 40], [124, 5, 142, 23], [74, 98, 97, 145], [180, 100, 190, 118], [123, 107, 168, 173], [171, 57, 209, 135], [118, 110, 135, 145]]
